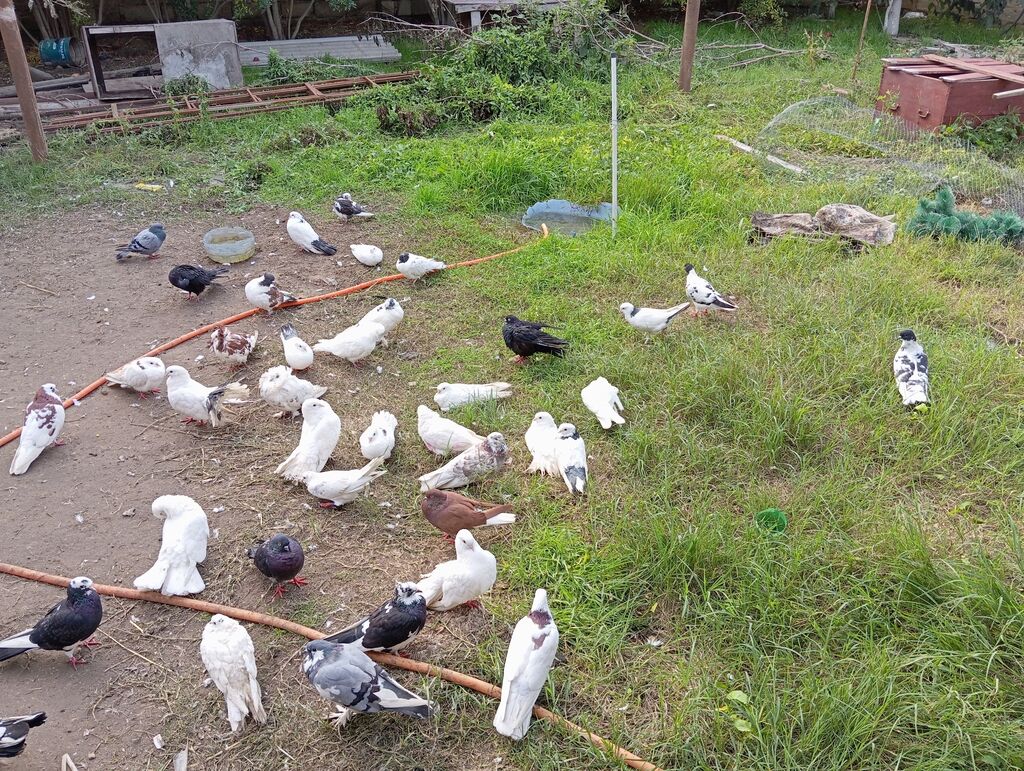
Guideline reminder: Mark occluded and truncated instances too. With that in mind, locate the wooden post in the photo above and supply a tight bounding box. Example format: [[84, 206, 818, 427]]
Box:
[[0, 0, 47, 161], [851, 0, 873, 82], [678, 0, 700, 92]]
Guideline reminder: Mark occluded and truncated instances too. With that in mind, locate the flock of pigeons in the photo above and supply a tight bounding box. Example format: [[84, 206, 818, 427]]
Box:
[[0, 192, 932, 759]]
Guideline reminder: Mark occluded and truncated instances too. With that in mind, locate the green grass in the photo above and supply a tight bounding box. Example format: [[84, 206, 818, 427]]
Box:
[[4, 8, 1024, 770]]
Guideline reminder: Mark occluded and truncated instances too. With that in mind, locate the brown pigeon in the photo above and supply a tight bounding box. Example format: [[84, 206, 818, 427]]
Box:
[[420, 489, 516, 539]]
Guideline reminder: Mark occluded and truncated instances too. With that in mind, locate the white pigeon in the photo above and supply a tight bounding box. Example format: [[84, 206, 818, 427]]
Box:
[[359, 411, 398, 460], [134, 495, 209, 596], [164, 365, 248, 427], [894, 329, 930, 410], [8, 384, 65, 476], [209, 326, 258, 366], [303, 456, 387, 508], [434, 382, 513, 412], [350, 244, 383, 266], [492, 588, 559, 740], [313, 321, 386, 364], [279, 323, 314, 370], [199, 615, 267, 733], [287, 211, 337, 256], [416, 405, 485, 456], [245, 272, 296, 312], [275, 398, 341, 482], [555, 423, 588, 495], [524, 411, 559, 476], [619, 301, 690, 333], [418, 432, 509, 492], [396, 252, 446, 281], [105, 356, 165, 396], [580, 377, 625, 430], [259, 365, 327, 416], [685, 263, 737, 314], [357, 298, 404, 334], [416, 529, 497, 611]]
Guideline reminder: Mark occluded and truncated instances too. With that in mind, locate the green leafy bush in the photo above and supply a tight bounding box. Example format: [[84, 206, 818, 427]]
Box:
[[163, 74, 212, 96]]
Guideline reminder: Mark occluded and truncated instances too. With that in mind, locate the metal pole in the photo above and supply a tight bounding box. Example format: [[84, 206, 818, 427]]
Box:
[[611, 55, 618, 238], [678, 0, 700, 92], [0, 0, 47, 162]]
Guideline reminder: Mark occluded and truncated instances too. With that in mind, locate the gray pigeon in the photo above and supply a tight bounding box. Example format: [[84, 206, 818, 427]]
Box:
[[116, 223, 166, 261], [301, 639, 435, 728]]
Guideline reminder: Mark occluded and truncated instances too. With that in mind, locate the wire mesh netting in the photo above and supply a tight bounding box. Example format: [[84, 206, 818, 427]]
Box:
[[751, 96, 1024, 215]]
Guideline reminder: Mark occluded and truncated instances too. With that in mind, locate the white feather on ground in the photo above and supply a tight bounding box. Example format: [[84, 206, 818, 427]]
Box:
[[199, 615, 267, 732], [275, 398, 341, 482], [134, 495, 209, 596], [416, 529, 496, 611], [492, 588, 559, 740]]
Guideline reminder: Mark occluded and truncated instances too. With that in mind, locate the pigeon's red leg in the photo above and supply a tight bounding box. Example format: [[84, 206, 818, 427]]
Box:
[[68, 655, 87, 669], [442, 533, 455, 544], [397, 650, 412, 658], [273, 584, 288, 599], [147, 253, 161, 260], [513, 355, 527, 366], [137, 392, 149, 400], [290, 576, 309, 587], [319, 501, 337, 509], [79, 638, 101, 649], [52, 439, 66, 447], [464, 599, 482, 610], [150, 388, 161, 395]]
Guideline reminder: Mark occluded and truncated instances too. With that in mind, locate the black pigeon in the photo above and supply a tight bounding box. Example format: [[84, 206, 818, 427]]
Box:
[[0, 712, 46, 758], [168, 264, 229, 299], [0, 576, 103, 668], [247, 534, 306, 599], [324, 583, 426, 654], [502, 315, 569, 364]]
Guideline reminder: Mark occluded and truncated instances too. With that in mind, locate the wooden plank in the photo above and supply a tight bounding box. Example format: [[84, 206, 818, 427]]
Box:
[[922, 54, 1024, 86], [994, 86, 1024, 99]]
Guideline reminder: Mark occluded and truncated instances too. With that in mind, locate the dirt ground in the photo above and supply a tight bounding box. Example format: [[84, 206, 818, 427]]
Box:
[[0, 201, 536, 770]]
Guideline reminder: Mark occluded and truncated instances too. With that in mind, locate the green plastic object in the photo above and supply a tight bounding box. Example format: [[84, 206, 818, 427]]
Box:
[[755, 508, 788, 533]]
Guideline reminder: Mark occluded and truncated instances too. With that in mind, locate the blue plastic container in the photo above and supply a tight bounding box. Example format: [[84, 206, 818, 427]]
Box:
[[39, 37, 74, 65]]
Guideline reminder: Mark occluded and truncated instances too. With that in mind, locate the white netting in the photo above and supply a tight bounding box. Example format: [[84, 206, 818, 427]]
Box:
[[751, 96, 1024, 215]]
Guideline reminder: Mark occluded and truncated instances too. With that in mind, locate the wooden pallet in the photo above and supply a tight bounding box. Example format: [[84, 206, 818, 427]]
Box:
[[39, 71, 418, 134]]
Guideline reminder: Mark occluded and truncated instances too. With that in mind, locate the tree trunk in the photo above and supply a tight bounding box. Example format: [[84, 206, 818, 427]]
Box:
[[883, 0, 902, 36]]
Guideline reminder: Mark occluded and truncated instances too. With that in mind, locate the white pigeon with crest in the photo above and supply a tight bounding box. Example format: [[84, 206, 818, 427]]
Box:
[[275, 398, 341, 482], [165, 365, 248, 427], [287, 211, 337, 256], [555, 423, 587, 495], [200, 615, 267, 733], [357, 298, 404, 334], [209, 326, 258, 365], [245, 273, 296, 312], [313, 321, 386, 364], [685, 263, 737, 314], [434, 382, 512, 412], [524, 411, 559, 476], [259, 365, 327, 416], [302, 456, 387, 508], [9, 384, 65, 476], [359, 411, 398, 460], [134, 495, 209, 596], [396, 252, 446, 281], [417, 405, 484, 456], [619, 301, 690, 333], [580, 377, 624, 430], [105, 357, 165, 396], [492, 588, 559, 740], [350, 244, 383, 266], [418, 432, 509, 492], [893, 329, 930, 410], [279, 323, 314, 370], [416, 529, 496, 611]]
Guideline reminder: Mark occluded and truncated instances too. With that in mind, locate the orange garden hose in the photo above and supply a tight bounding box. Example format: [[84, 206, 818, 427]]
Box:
[[0, 562, 661, 771], [0, 227, 549, 450]]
